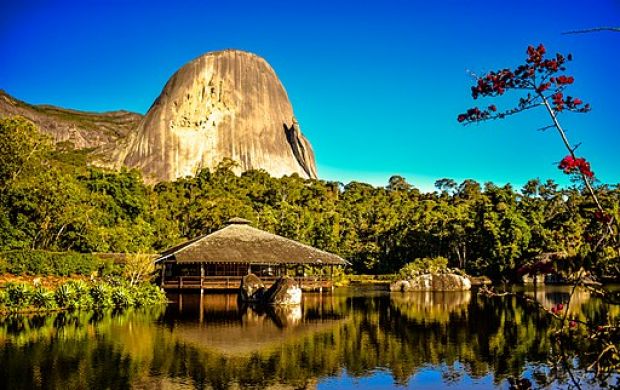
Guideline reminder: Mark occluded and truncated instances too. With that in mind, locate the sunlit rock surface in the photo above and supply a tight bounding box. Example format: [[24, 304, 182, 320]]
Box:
[[262, 276, 302, 305], [109, 49, 318, 182], [390, 273, 472, 292]]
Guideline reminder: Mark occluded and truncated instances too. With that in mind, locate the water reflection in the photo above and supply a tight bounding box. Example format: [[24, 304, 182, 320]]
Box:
[[390, 291, 471, 323], [0, 287, 617, 389]]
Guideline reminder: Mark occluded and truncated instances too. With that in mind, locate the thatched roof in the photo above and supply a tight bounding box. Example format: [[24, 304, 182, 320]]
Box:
[[156, 219, 348, 266]]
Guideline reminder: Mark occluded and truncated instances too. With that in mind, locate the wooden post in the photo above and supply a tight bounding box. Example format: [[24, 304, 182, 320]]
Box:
[[200, 263, 205, 295], [160, 263, 166, 287]]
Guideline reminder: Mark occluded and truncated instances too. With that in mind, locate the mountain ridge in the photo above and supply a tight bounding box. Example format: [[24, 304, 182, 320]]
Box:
[[0, 49, 319, 182]]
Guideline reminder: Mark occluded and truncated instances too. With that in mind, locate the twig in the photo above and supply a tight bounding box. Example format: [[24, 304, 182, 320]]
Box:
[[563, 27, 620, 35]]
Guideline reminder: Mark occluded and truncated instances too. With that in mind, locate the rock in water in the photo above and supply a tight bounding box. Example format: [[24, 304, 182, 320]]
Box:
[[262, 277, 302, 305], [390, 274, 472, 292], [239, 273, 266, 302], [110, 49, 318, 182]]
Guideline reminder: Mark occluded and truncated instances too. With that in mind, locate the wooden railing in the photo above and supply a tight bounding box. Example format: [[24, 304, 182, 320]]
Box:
[[162, 275, 332, 291]]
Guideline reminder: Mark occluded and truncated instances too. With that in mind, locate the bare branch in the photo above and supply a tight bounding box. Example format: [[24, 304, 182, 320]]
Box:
[[537, 125, 556, 132], [563, 27, 620, 35]]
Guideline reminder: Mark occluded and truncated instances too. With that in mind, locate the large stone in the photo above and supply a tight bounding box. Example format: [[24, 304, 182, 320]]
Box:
[[239, 274, 302, 305], [239, 273, 266, 302], [262, 276, 302, 305], [390, 273, 471, 292], [107, 49, 318, 182]]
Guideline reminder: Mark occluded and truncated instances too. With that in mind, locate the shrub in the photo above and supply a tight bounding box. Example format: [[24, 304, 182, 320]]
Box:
[[5, 283, 34, 308], [131, 283, 166, 306], [111, 287, 133, 307], [0, 289, 8, 310], [1, 279, 166, 312], [398, 257, 449, 278], [65, 280, 93, 308], [31, 287, 57, 310], [0, 250, 108, 276], [90, 283, 112, 307], [54, 283, 75, 309]]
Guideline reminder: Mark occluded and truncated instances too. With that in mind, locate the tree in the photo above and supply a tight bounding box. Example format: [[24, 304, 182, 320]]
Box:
[[387, 175, 411, 192], [0, 116, 51, 187], [458, 44, 619, 387], [123, 252, 156, 286]]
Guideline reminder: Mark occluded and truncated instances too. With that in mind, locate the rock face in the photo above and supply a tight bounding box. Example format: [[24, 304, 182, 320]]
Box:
[[110, 50, 318, 182], [0, 90, 142, 149], [390, 274, 472, 292]]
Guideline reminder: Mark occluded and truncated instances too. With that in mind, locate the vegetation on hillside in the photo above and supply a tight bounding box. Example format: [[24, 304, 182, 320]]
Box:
[[0, 116, 618, 281]]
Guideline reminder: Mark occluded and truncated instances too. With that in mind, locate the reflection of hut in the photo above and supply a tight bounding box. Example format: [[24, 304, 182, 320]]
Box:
[[156, 218, 348, 291]]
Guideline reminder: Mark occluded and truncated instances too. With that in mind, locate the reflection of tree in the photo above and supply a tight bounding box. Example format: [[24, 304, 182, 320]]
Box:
[[389, 291, 471, 323], [0, 291, 615, 389]]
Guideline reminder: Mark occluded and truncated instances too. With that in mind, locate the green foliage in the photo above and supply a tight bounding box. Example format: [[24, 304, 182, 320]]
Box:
[[90, 283, 112, 307], [0, 116, 51, 184], [130, 283, 167, 306], [0, 289, 7, 309], [31, 287, 57, 310], [5, 283, 34, 309], [54, 283, 75, 309], [122, 253, 156, 286], [0, 116, 618, 281], [0, 251, 105, 276], [111, 287, 133, 307], [0, 279, 166, 313], [65, 280, 93, 308], [398, 257, 449, 278]]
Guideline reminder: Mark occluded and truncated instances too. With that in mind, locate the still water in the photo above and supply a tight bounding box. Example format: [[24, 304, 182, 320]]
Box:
[[0, 286, 618, 389]]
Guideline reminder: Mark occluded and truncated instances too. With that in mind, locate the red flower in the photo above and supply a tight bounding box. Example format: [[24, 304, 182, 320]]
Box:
[[572, 98, 582, 106], [552, 92, 565, 111], [555, 75, 574, 85], [558, 155, 594, 178], [488, 105, 497, 112], [536, 82, 551, 93], [594, 211, 612, 224]]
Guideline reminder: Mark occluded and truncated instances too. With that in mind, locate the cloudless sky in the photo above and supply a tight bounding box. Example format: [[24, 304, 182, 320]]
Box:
[[1, 0, 619, 191]]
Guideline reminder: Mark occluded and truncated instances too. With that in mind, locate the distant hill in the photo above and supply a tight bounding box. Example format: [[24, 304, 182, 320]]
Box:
[[0, 89, 142, 149]]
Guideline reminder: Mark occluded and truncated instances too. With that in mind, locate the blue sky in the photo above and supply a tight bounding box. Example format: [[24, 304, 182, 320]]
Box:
[[1, 1, 619, 191]]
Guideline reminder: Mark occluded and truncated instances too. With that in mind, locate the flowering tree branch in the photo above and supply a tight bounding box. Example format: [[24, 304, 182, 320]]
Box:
[[459, 44, 620, 387], [458, 44, 617, 247]]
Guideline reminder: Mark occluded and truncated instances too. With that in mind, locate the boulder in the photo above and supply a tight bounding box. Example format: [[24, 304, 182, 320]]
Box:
[[239, 273, 266, 302], [239, 274, 301, 305], [262, 276, 302, 305], [390, 273, 471, 292]]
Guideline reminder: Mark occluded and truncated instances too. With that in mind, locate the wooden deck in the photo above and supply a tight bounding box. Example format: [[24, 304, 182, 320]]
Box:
[[162, 276, 334, 292]]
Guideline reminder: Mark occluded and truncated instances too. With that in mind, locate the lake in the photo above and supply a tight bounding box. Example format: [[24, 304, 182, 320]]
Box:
[[0, 285, 618, 389]]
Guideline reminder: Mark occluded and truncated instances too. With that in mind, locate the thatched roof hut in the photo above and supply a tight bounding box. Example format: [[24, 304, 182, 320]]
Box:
[[156, 218, 348, 266]]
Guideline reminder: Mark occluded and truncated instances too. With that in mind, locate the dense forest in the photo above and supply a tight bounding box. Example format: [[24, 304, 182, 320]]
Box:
[[1, 116, 618, 280]]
